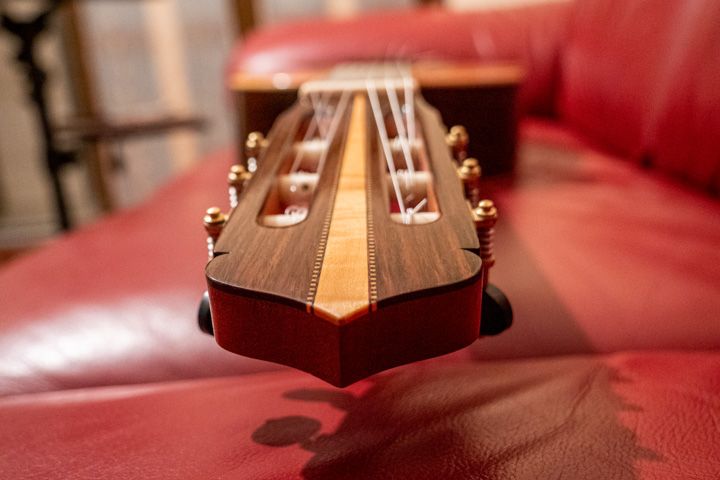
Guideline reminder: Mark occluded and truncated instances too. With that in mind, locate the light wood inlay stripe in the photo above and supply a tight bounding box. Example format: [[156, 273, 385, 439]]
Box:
[[305, 207, 334, 310], [313, 94, 369, 324], [366, 145, 378, 310]]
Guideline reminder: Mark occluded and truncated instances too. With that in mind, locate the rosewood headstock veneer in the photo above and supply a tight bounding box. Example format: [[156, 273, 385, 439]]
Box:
[[198, 64, 512, 387]]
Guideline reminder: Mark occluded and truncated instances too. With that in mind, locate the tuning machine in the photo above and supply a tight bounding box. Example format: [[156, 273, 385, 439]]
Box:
[[203, 206, 227, 261], [453, 149, 497, 288], [228, 164, 253, 208], [446, 125, 469, 163], [470, 199, 498, 290], [199, 207, 227, 334], [458, 157, 482, 207], [245, 131, 268, 173], [472, 199, 512, 336]]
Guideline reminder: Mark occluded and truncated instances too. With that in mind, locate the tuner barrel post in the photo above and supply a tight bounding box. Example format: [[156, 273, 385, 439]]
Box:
[[228, 164, 252, 208], [203, 206, 227, 261], [473, 199, 498, 289], [244, 131, 268, 173], [459, 158, 482, 207], [446, 125, 469, 163]]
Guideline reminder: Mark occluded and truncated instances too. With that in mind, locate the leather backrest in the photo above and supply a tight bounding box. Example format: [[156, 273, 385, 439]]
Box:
[[229, 5, 573, 115], [559, 0, 720, 192]]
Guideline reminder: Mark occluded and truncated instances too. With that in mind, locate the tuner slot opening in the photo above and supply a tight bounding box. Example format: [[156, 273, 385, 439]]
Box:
[[370, 89, 440, 226], [384, 128, 440, 225], [259, 92, 347, 228]]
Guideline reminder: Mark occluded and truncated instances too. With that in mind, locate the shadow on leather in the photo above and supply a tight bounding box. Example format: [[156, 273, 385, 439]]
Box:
[[251, 357, 660, 479], [472, 142, 600, 360], [472, 216, 595, 360]]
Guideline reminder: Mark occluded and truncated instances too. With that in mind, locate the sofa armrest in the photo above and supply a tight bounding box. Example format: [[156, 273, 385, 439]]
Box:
[[0, 150, 283, 397], [228, 4, 573, 115]]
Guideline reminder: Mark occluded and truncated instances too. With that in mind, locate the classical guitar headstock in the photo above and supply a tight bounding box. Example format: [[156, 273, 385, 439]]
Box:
[[199, 64, 512, 387]]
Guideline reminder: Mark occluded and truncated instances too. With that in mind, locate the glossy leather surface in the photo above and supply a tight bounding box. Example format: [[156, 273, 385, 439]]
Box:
[[560, 0, 720, 192], [476, 119, 720, 359], [2, 351, 718, 479], [0, 151, 283, 397]]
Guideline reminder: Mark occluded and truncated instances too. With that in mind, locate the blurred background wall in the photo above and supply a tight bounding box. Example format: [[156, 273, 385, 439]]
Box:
[[0, 0, 416, 249]]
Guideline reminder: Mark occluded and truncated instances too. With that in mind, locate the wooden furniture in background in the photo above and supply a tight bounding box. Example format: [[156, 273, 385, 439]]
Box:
[[59, 0, 205, 217], [1, 3, 75, 230], [228, 0, 257, 38], [227, 0, 446, 38], [0, 0, 207, 231]]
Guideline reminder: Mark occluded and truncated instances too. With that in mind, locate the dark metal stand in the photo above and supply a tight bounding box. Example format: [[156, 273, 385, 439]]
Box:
[[1, 2, 76, 230]]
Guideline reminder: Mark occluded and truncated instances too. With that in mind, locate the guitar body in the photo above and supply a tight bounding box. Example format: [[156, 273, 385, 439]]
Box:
[[204, 66, 509, 387]]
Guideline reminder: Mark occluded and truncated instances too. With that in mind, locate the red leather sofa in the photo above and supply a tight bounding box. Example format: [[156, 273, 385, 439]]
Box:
[[1, 1, 719, 478]]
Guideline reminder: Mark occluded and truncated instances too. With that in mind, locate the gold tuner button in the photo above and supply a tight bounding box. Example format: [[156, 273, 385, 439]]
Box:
[[247, 131, 265, 143], [245, 131, 267, 173], [203, 206, 227, 241], [458, 157, 481, 180], [446, 125, 469, 162], [227, 164, 252, 187], [229, 163, 246, 175], [458, 158, 482, 206], [245, 131, 267, 157], [473, 199, 498, 285], [227, 164, 253, 208], [474, 199, 498, 228]]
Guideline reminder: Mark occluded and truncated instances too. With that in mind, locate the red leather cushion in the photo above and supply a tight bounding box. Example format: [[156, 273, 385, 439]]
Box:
[[648, 2, 720, 193], [0, 150, 283, 397], [559, 0, 720, 191], [230, 4, 573, 114], [476, 119, 720, 359], [2, 351, 718, 479]]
